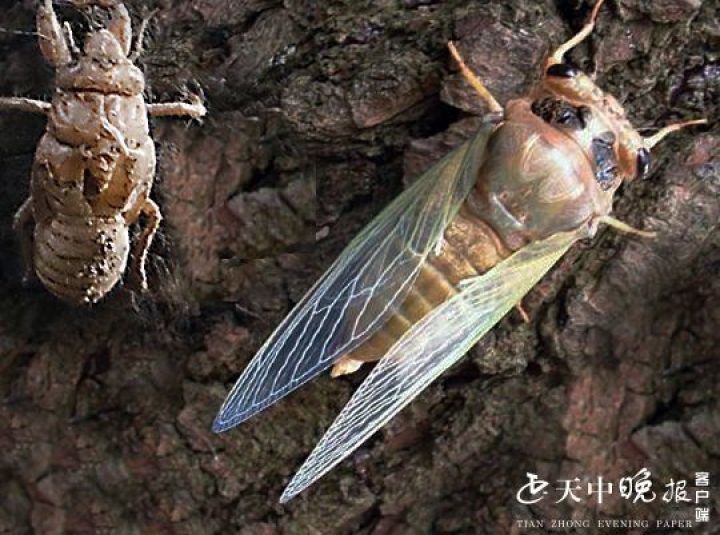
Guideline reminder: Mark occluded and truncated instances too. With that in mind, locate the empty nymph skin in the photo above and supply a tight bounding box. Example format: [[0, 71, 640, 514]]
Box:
[[0, 0, 206, 304]]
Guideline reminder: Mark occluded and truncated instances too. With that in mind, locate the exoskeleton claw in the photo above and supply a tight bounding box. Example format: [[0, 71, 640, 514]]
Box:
[[37, 0, 72, 66]]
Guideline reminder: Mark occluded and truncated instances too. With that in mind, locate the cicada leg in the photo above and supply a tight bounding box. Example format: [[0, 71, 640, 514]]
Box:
[[597, 216, 656, 239], [447, 42, 503, 116], [643, 119, 708, 149], [330, 357, 364, 378], [515, 302, 530, 323], [549, 0, 605, 66]]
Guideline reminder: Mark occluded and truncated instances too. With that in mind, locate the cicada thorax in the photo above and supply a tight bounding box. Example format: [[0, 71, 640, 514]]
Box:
[[467, 96, 621, 249], [334, 95, 624, 374], [333, 205, 511, 375]]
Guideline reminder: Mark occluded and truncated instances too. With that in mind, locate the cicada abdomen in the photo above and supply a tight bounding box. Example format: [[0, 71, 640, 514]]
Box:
[[32, 211, 131, 304], [331, 206, 509, 376], [213, 0, 705, 501]]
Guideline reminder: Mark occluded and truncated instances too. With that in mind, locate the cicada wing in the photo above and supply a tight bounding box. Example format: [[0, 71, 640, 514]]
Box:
[[280, 229, 584, 502], [213, 125, 496, 432]]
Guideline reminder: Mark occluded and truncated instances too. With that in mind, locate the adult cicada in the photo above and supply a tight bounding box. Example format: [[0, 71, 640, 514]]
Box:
[[213, 0, 705, 501]]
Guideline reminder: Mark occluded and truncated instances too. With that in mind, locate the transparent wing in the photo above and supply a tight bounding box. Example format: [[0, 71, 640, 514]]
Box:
[[280, 229, 584, 502], [213, 125, 495, 432]]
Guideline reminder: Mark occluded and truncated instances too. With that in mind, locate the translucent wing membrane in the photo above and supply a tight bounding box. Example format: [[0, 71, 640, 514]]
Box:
[[213, 125, 495, 432], [280, 229, 583, 502]]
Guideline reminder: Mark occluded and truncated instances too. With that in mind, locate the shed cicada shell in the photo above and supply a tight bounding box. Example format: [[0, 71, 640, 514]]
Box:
[[0, 0, 206, 304], [213, 0, 705, 501]]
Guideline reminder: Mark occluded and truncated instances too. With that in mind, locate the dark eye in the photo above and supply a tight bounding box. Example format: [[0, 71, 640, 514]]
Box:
[[557, 109, 575, 124], [636, 148, 651, 179], [546, 63, 578, 78], [596, 131, 616, 146], [578, 106, 592, 127]]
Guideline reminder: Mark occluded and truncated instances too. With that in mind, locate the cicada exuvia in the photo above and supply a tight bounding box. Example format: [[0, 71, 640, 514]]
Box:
[[213, 0, 705, 502], [0, 0, 206, 304]]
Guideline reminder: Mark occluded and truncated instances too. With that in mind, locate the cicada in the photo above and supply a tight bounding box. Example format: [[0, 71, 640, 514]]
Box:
[[213, 0, 705, 502]]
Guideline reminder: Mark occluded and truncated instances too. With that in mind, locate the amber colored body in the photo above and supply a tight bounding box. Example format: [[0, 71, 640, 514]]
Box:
[[334, 86, 633, 372], [334, 6, 670, 371], [0, 0, 205, 304]]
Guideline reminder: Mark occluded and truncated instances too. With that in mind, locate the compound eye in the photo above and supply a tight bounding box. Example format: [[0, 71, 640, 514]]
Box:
[[636, 148, 651, 179], [546, 63, 578, 78]]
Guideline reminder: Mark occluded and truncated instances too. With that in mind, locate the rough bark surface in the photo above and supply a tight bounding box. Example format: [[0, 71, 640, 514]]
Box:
[[0, 0, 718, 533]]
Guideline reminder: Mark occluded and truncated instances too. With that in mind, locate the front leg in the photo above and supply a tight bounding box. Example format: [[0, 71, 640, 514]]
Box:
[[106, 3, 133, 56], [0, 97, 51, 115], [69, 0, 132, 55], [129, 9, 160, 61], [126, 197, 162, 291], [147, 95, 207, 119], [37, 0, 72, 67], [12, 198, 36, 284]]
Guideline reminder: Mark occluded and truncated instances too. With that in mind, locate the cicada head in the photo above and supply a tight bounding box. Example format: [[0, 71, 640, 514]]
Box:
[[535, 0, 705, 189], [54, 3, 145, 96], [84, 29, 126, 64], [542, 60, 705, 185], [542, 63, 644, 181]]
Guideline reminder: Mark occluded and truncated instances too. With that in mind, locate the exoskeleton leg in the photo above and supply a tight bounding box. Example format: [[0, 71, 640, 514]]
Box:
[[129, 9, 159, 61], [127, 198, 162, 291], [37, 0, 72, 66], [147, 96, 207, 119], [106, 3, 133, 56], [70, 0, 133, 55], [12, 198, 36, 284], [0, 97, 50, 115], [447, 42, 503, 116], [63, 21, 81, 56]]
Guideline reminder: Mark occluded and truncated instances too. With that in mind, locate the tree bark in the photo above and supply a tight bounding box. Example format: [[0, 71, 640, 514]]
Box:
[[0, 0, 717, 533]]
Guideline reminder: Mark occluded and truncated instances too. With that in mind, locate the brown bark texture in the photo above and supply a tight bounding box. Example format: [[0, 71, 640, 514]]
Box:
[[0, 0, 718, 533]]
